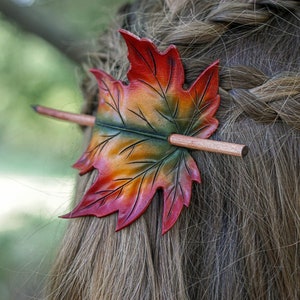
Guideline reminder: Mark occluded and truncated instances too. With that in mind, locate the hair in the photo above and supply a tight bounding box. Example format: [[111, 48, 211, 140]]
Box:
[[46, 0, 300, 299]]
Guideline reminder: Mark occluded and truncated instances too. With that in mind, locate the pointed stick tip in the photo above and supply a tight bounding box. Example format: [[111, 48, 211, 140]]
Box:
[[31, 104, 38, 112]]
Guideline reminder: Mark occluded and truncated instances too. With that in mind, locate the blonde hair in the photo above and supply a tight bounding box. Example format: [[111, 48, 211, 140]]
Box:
[[46, 1, 300, 299]]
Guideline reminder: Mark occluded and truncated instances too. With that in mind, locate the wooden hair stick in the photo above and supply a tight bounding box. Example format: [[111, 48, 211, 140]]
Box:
[[33, 105, 248, 157], [32, 105, 95, 127], [169, 134, 248, 157]]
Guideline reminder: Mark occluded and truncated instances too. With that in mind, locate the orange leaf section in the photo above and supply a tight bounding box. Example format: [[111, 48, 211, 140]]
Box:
[[62, 30, 220, 234]]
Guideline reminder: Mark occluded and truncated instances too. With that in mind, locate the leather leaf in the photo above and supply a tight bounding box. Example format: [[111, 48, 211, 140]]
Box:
[[62, 29, 220, 234]]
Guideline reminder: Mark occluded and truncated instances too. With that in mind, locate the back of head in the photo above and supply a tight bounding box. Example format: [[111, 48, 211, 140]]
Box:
[[47, 1, 300, 299]]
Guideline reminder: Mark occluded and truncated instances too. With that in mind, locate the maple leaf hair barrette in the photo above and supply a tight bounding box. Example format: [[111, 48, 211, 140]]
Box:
[[33, 29, 248, 234]]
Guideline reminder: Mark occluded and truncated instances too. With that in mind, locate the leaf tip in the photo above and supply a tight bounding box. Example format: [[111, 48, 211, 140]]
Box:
[[89, 68, 99, 75], [115, 218, 134, 233], [89, 68, 107, 79], [161, 226, 170, 235], [211, 59, 220, 68], [59, 212, 73, 219]]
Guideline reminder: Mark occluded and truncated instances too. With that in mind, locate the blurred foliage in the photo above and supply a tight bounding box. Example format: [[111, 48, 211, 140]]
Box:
[[0, 0, 127, 298], [0, 16, 83, 176], [35, 0, 127, 37], [0, 0, 128, 176]]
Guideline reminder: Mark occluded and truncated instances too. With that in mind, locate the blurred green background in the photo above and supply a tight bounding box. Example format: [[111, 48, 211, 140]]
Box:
[[0, 0, 126, 298]]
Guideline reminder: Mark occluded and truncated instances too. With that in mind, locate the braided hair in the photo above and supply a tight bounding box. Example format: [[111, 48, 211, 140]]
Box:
[[47, 1, 300, 299]]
